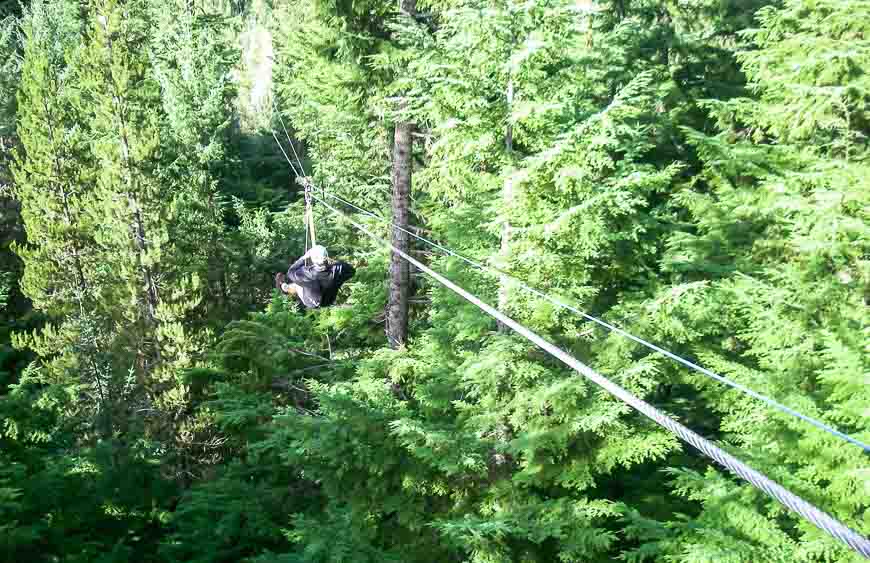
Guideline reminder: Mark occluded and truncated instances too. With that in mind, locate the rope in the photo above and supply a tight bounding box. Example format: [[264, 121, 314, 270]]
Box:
[[315, 190, 870, 454], [304, 207, 310, 254], [305, 184, 317, 247], [272, 101, 317, 255], [310, 192, 870, 559], [308, 207, 316, 247]]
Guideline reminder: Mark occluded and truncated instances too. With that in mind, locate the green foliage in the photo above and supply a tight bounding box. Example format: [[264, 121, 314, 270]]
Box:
[[0, 12, 20, 138], [0, 371, 177, 562], [1, 0, 869, 561], [160, 464, 293, 563]]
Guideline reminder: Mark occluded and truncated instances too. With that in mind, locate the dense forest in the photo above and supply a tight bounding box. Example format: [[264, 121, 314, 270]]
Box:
[[1, 0, 868, 561]]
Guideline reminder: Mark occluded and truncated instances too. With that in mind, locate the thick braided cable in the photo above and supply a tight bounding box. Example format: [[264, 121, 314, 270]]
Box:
[[274, 129, 870, 454], [316, 189, 870, 453], [312, 193, 870, 559]]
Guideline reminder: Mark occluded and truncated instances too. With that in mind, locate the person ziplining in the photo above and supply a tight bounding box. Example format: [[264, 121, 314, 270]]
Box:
[[275, 244, 355, 308], [269, 156, 355, 309]]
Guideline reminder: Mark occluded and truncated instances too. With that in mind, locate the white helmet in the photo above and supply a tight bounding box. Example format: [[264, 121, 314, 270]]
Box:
[[309, 245, 329, 265]]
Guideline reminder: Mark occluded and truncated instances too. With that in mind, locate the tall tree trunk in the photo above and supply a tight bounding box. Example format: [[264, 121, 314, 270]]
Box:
[[101, 19, 161, 368], [386, 0, 417, 349], [387, 120, 412, 349]]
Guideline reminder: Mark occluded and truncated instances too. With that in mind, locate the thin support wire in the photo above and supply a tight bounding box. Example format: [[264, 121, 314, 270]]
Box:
[[271, 130, 301, 179], [314, 189, 870, 454], [273, 98, 308, 179]]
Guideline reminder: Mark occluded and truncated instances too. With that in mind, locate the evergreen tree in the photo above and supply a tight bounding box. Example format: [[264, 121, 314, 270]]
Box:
[[78, 0, 168, 376], [11, 0, 120, 442], [12, 0, 241, 480], [619, 1, 870, 560], [150, 0, 242, 325]]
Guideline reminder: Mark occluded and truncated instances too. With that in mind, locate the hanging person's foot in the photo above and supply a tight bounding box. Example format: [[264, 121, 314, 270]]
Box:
[[275, 272, 287, 292]]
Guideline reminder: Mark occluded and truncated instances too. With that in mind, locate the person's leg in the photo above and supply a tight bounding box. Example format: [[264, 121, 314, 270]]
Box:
[[286, 283, 308, 313], [281, 282, 305, 300]]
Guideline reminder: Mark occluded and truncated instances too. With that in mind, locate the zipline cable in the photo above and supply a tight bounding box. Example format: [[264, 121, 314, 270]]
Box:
[[269, 120, 870, 454], [276, 108, 307, 184], [305, 185, 317, 247], [271, 96, 303, 179], [313, 189, 870, 454], [309, 191, 870, 559], [271, 130, 301, 179]]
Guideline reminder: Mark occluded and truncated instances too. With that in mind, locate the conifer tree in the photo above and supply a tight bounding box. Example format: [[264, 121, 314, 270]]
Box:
[[618, 1, 870, 559], [13, 0, 239, 464], [80, 0, 165, 371], [150, 0, 240, 325], [71, 0, 246, 482], [385, 0, 419, 348], [11, 0, 121, 439]]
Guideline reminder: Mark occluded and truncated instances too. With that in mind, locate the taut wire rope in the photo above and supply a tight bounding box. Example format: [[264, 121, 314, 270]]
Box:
[[310, 191, 870, 559]]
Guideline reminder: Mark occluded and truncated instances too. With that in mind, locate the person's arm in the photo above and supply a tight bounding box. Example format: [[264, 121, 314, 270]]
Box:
[[316, 261, 355, 307], [331, 261, 355, 286], [286, 252, 310, 283]]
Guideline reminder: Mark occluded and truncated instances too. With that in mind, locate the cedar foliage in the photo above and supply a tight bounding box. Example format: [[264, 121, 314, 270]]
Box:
[[1, 0, 868, 561]]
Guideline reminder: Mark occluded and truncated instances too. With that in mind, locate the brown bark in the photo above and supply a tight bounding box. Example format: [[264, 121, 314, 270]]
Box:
[[387, 120, 412, 349], [385, 0, 418, 349]]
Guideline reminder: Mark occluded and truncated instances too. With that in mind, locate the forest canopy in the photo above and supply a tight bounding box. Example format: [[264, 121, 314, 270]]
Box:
[[1, 0, 868, 561]]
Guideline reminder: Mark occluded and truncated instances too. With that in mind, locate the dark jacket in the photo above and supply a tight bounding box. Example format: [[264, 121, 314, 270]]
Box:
[[286, 256, 355, 308]]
